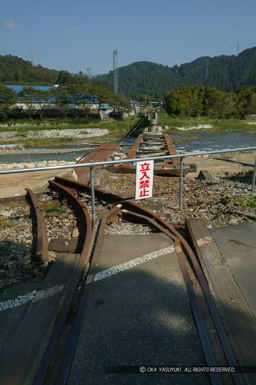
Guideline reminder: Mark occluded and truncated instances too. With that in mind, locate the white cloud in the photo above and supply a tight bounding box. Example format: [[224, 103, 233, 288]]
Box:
[[71, 26, 77, 31], [5, 20, 17, 31]]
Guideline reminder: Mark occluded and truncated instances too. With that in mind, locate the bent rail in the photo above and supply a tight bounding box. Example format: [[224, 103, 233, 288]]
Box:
[[55, 205, 122, 385], [32, 180, 92, 385], [54, 176, 245, 385]]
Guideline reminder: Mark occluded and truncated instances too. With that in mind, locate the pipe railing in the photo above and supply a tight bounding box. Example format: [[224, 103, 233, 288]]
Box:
[[1, 146, 256, 220]]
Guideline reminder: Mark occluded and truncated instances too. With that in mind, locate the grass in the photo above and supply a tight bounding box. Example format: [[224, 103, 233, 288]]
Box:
[[41, 200, 62, 213], [158, 109, 256, 134], [0, 218, 13, 230], [1, 112, 256, 149], [0, 115, 142, 133], [231, 170, 254, 179], [0, 115, 142, 146], [171, 135, 200, 144], [235, 196, 256, 208]]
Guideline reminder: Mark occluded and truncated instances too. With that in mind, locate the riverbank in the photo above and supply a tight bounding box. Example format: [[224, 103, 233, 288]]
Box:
[[0, 151, 255, 199]]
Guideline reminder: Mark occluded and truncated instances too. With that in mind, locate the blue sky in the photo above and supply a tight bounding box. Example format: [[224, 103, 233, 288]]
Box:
[[1, 0, 256, 75]]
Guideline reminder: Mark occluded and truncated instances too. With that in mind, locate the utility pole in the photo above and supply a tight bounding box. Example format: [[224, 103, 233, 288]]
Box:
[[236, 43, 240, 56], [204, 59, 209, 84], [113, 50, 118, 94], [30, 37, 35, 66], [86, 67, 92, 78]]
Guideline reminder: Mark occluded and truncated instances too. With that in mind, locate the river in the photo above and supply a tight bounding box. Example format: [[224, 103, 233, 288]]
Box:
[[0, 131, 256, 164], [172, 131, 256, 152]]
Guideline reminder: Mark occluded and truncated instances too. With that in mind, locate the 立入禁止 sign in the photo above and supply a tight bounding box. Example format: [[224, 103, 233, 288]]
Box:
[[135, 160, 154, 200]]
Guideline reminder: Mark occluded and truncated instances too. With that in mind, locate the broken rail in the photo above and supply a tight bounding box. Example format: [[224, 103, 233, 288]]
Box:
[[1, 146, 256, 216]]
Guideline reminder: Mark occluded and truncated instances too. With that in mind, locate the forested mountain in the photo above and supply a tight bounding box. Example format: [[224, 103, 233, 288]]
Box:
[[1, 47, 256, 101], [0, 55, 89, 85], [0, 55, 59, 84], [99, 47, 256, 99]]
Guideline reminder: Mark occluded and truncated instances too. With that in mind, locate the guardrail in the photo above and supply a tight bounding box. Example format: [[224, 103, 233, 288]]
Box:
[[1, 146, 256, 220]]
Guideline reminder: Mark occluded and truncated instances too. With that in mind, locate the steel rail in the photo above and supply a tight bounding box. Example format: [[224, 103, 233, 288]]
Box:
[[54, 176, 245, 385], [121, 209, 179, 242], [25, 188, 48, 264], [146, 217, 246, 385], [55, 206, 122, 385], [54, 199, 222, 385], [175, 242, 222, 385], [32, 181, 92, 385]]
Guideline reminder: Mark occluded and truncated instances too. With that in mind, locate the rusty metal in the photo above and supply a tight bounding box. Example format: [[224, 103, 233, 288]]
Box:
[[25, 188, 48, 264], [121, 209, 179, 242], [75, 142, 120, 184], [32, 181, 92, 385], [175, 242, 222, 385], [29, 176, 245, 385], [54, 176, 245, 384], [163, 133, 180, 166], [55, 205, 122, 385], [159, 221, 245, 385], [124, 133, 144, 167]]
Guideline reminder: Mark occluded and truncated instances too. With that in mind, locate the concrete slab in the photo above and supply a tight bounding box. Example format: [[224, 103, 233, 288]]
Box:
[[186, 218, 256, 385], [210, 222, 256, 319], [68, 234, 210, 385], [0, 253, 79, 385]]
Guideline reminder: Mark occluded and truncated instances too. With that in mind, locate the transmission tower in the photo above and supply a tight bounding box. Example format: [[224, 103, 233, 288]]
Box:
[[236, 43, 240, 56], [204, 59, 209, 84], [30, 37, 35, 66], [87, 67, 92, 78], [113, 50, 118, 94]]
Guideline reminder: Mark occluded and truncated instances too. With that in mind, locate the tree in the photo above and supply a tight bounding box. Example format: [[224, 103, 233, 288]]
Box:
[[0, 84, 16, 120], [57, 70, 74, 86]]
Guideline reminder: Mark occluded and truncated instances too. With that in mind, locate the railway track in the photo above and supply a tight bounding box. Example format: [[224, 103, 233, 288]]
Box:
[[0, 175, 250, 385], [109, 132, 196, 176]]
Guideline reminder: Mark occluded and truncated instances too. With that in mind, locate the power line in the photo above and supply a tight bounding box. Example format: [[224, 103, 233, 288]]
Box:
[[236, 43, 240, 56], [113, 50, 118, 94], [204, 59, 209, 84], [30, 37, 35, 66]]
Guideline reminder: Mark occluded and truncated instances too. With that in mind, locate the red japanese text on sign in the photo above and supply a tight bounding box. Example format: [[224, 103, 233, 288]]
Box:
[[135, 160, 154, 200]]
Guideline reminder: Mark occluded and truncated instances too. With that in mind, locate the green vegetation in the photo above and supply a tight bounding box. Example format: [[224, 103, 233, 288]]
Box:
[[235, 196, 256, 208], [0, 114, 143, 146], [158, 109, 256, 134], [0, 218, 13, 230], [41, 200, 61, 213], [99, 47, 256, 99], [231, 170, 254, 179], [0, 55, 58, 85], [0, 82, 130, 122], [171, 136, 200, 144], [0, 114, 141, 132], [163, 84, 256, 119], [1, 49, 256, 134]]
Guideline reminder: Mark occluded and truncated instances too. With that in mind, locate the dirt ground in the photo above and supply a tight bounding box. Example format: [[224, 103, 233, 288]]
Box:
[[0, 169, 75, 199], [184, 152, 256, 178], [0, 152, 255, 199]]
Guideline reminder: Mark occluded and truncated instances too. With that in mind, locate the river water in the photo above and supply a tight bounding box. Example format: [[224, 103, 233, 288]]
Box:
[[122, 131, 256, 153], [172, 131, 256, 153], [0, 145, 94, 164], [0, 132, 256, 164]]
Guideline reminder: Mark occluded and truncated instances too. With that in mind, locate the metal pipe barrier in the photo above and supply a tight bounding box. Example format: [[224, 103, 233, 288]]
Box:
[[252, 155, 256, 193], [1, 147, 256, 218]]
